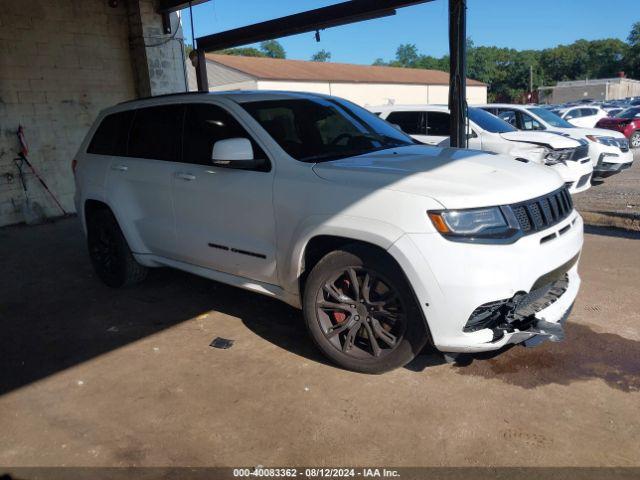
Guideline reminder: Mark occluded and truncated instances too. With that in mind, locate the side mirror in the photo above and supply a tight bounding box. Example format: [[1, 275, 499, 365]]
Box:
[[211, 138, 257, 168]]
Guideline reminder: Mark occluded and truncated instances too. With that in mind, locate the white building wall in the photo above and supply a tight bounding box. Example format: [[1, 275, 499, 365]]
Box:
[[243, 79, 486, 107], [257, 80, 332, 95]]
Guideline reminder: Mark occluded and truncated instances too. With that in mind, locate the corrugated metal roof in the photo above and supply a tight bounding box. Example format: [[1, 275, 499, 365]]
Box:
[[205, 54, 486, 86]]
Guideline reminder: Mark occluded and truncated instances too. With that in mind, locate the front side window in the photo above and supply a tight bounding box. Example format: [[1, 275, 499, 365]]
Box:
[[615, 107, 640, 118], [241, 97, 414, 162], [564, 109, 581, 120], [426, 112, 450, 136], [87, 111, 134, 156], [468, 107, 517, 133], [497, 110, 518, 127], [128, 105, 184, 161], [182, 103, 268, 169], [385, 111, 425, 135], [519, 112, 544, 130], [528, 107, 573, 128]]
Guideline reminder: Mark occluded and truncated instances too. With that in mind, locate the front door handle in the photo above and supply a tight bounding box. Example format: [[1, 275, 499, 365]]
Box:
[[175, 172, 196, 181], [111, 164, 128, 172]]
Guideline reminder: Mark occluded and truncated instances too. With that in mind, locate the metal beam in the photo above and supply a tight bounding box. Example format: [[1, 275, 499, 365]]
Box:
[[157, 0, 210, 14], [448, 0, 467, 149], [195, 0, 433, 53]]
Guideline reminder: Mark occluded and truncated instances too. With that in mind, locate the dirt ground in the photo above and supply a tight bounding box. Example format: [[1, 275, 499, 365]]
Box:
[[574, 149, 640, 216], [0, 215, 639, 468]]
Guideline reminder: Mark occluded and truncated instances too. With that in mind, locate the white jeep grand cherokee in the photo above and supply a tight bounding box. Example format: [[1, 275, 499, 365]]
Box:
[[74, 91, 583, 373]]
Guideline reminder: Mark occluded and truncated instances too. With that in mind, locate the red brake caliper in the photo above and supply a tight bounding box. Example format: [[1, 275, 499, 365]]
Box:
[[332, 312, 346, 324]]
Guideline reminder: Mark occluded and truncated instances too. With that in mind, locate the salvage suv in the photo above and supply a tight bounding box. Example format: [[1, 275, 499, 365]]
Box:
[[74, 91, 583, 373]]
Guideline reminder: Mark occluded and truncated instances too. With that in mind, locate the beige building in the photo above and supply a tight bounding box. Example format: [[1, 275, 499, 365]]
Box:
[[190, 54, 487, 107], [539, 77, 640, 104]]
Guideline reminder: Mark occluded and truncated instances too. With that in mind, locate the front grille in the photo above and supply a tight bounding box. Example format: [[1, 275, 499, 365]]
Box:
[[510, 187, 573, 235], [570, 144, 589, 160], [576, 173, 591, 188]]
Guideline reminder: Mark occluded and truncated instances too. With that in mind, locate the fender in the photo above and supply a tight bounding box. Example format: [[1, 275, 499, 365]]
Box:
[[279, 214, 406, 296]]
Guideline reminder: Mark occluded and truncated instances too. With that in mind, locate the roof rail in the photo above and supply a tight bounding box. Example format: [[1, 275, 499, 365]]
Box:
[[117, 91, 211, 105]]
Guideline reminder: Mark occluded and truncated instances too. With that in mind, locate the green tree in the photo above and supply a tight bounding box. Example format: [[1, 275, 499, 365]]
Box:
[[260, 40, 286, 59], [626, 22, 640, 78], [311, 49, 332, 62], [216, 47, 265, 57], [394, 44, 420, 67]]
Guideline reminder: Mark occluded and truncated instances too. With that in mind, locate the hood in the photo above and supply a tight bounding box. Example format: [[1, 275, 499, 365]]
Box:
[[499, 131, 580, 149], [548, 126, 627, 140], [312, 145, 564, 209]]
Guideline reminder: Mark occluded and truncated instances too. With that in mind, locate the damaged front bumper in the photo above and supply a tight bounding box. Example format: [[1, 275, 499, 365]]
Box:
[[451, 262, 580, 353]]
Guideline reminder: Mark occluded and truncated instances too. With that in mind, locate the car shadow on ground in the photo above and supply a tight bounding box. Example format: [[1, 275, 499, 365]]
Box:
[[2, 218, 639, 396]]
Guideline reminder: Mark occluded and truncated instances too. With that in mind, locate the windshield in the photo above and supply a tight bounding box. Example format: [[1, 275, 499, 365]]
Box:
[[241, 97, 415, 162], [615, 107, 640, 118], [468, 107, 516, 133], [528, 107, 574, 128]]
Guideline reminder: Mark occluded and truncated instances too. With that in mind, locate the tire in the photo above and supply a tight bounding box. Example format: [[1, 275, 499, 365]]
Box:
[[87, 209, 147, 288], [302, 245, 431, 373], [630, 131, 640, 149]]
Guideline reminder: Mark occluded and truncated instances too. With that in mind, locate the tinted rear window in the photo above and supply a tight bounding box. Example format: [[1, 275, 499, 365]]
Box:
[[87, 111, 134, 156], [426, 111, 450, 136], [386, 111, 425, 135], [128, 105, 184, 161]]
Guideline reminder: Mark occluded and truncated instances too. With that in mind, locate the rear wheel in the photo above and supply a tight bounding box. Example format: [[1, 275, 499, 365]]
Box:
[[87, 209, 147, 288], [303, 245, 430, 373], [630, 131, 640, 149]]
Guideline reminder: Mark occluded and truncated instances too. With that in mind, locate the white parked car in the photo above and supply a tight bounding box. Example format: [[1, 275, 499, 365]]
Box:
[[553, 105, 608, 128], [372, 105, 593, 194], [74, 91, 583, 373], [480, 104, 633, 180]]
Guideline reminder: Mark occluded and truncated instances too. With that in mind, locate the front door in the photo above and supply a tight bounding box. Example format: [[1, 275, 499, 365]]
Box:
[[171, 103, 277, 284]]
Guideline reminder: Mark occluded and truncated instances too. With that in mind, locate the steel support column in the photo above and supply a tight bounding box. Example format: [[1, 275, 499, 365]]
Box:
[[193, 48, 208, 92], [448, 0, 467, 148]]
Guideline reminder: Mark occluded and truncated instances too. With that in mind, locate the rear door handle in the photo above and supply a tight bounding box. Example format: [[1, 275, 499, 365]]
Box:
[[175, 172, 196, 181], [111, 164, 128, 172]]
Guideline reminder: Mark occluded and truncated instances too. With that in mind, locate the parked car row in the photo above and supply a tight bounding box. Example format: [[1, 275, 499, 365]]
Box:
[[540, 98, 640, 148], [480, 104, 633, 181], [370, 103, 634, 194], [372, 105, 594, 194]]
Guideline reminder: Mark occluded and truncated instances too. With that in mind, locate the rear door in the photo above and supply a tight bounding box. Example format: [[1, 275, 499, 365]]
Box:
[[384, 111, 431, 143], [105, 104, 184, 257], [171, 102, 277, 284], [424, 111, 452, 146]]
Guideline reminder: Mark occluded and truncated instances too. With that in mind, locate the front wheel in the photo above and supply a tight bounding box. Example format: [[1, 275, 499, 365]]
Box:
[[630, 131, 640, 149], [303, 246, 431, 373], [87, 209, 148, 288]]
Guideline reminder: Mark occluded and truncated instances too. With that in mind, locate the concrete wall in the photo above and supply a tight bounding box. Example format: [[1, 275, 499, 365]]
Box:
[[0, 0, 187, 227]]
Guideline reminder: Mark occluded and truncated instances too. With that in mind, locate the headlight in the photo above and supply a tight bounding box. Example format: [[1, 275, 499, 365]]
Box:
[[586, 135, 617, 146], [428, 207, 520, 243], [544, 148, 572, 165]]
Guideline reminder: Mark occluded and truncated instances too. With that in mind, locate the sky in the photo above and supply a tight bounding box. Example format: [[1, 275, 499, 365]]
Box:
[[180, 0, 638, 65]]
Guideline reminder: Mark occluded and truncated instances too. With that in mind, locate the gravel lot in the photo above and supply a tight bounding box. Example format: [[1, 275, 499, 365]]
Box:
[[574, 149, 640, 216]]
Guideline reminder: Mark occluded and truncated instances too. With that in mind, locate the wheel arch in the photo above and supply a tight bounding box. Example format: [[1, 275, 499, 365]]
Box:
[[297, 233, 435, 350], [82, 198, 145, 254]]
